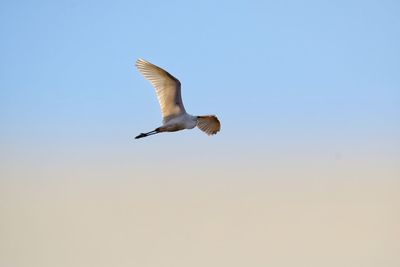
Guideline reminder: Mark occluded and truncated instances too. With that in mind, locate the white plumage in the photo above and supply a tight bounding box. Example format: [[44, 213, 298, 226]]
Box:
[[134, 59, 220, 139]]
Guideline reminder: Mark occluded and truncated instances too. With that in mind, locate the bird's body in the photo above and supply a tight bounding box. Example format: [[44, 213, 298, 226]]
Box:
[[162, 113, 198, 131], [134, 59, 220, 139]]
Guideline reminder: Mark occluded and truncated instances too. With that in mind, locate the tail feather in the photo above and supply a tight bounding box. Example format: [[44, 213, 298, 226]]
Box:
[[197, 115, 221, 135]]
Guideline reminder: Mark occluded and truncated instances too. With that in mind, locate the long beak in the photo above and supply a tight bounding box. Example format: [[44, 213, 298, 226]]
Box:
[[135, 130, 158, 139]]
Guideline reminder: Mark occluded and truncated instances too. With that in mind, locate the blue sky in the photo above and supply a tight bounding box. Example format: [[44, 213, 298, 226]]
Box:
[[0, 0, 399, 176]]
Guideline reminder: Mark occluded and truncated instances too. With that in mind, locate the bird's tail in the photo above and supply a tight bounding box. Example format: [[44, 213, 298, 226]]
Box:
[[197, 115, 221, 135]]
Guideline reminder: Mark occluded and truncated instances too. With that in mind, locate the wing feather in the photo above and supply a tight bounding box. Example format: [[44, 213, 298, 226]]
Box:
[[135, 59, 186, 120], [197, 115, 221, 135]]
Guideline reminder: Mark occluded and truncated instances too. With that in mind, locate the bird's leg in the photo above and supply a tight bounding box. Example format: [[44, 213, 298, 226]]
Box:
[[134, 129, 159, 139]]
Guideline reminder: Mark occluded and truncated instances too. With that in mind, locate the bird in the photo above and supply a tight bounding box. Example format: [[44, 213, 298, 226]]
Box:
[[134, 58, 221, 139]]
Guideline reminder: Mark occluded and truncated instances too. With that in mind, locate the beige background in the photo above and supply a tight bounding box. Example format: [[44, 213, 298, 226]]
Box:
[[1, 139, 399, 267]]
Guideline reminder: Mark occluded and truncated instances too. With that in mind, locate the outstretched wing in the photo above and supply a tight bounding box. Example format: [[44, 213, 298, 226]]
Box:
[[197, 115, 221, 135], [135, 58, 186, 120]]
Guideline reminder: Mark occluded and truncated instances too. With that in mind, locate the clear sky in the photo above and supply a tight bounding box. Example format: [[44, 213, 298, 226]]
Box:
[[1, 0, 399, 266]]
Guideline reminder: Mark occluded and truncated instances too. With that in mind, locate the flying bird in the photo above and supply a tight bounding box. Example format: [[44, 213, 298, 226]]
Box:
[[134, 59, 221, 139]]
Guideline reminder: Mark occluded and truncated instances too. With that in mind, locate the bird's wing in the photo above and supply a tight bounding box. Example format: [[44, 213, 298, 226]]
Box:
[[136, 58, 186, 120], [197, 115, 221, 135]]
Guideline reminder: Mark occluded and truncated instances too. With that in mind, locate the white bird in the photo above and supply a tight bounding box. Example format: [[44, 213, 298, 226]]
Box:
[[134, 58, 221, 139]]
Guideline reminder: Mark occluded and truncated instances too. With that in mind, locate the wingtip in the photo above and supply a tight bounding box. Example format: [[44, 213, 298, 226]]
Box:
[[136, 58, 148, 64], [135, 58, 142, 65]]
